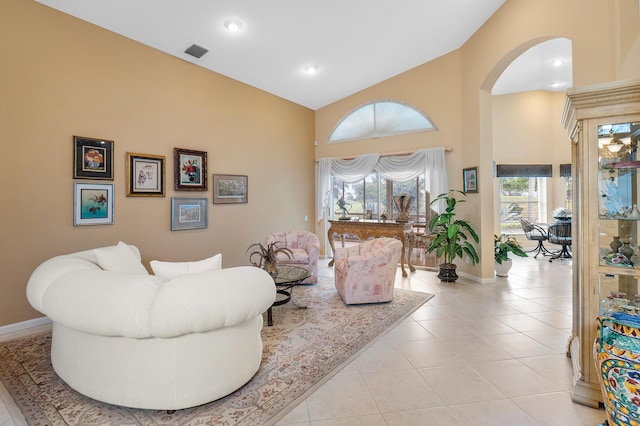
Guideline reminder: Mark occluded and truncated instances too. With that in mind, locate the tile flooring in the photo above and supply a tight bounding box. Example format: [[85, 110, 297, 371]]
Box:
[[276, 257, 607, 425], [0, 257, 607, 425]]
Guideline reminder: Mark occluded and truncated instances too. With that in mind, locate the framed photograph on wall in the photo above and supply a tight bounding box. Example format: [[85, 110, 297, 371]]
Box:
[[174, 148, 207, 191], [171, 197, 208, 230], [463, 167, 478, 193], [74, 136, 114, 180], [126, 152, 165, 197], [212, 174, 248, 204], [73, 182, 114, 226]]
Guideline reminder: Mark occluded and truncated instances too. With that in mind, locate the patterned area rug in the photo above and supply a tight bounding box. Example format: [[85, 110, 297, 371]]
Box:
[[0, 276, 433, 425]]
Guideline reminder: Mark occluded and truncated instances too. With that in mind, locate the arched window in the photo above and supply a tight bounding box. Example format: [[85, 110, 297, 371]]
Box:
[[328, 100, 437, 143]]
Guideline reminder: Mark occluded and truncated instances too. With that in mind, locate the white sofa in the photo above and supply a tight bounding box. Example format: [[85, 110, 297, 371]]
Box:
[[26, 242, 276, 410]]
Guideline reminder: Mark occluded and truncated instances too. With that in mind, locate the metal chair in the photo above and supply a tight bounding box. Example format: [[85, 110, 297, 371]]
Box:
[[519, 218, 553, 258], [547, 221, 572, 262]]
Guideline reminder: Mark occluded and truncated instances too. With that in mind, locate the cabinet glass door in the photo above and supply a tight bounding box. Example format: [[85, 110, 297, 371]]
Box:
[[598, 121, 640, 269], [599, 272, 640, 315]]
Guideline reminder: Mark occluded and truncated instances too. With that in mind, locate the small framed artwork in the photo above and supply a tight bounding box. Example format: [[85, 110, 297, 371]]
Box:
[[126, 152, 166, 197], [174, 148, 207, 191], [463, 167, 478, 193], [74, 136, 114, 180], [171, 197, 208, 230], [212, 174, 248, 204], [73, 182, 114, 226]]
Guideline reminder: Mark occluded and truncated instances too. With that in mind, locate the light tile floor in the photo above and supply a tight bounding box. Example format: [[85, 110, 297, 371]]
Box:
[[276, 257, 607, 425], [0, 257, 607, 425]]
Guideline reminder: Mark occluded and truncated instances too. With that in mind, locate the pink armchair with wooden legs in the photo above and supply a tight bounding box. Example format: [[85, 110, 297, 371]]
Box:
[[265, 230, 320, 284], [333, 237, 402, 305]]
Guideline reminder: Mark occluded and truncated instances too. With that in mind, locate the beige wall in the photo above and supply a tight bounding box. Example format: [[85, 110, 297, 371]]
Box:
[[0, 0, 315, 326], [315, 0, 639, 280], [3, 0, 640, 327], [314, 51, 463, 256], [492, 91, 572, 242]]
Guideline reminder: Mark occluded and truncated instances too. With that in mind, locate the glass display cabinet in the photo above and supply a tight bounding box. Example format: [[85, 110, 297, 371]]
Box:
[[562, 79, 640, 407]]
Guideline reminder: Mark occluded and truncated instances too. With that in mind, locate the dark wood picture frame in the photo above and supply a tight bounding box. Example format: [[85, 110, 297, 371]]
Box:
[[212, 174, 248, 204], [174, 148, 207, 191], [126, 152, 166, 197], [463, 166, 478, 193], [73, 136, 114, 180]]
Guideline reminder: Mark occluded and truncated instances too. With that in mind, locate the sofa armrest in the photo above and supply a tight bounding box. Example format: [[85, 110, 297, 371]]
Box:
[[149, 266, 275, 337]]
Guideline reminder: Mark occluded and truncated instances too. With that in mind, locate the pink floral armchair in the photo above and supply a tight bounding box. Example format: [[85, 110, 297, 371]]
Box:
[[265, 230, 320, 283], [333, 237, 402, 305]]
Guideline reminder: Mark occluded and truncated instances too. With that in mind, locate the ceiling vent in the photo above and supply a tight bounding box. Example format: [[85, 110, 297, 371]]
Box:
[[184, 44, 209, 59]]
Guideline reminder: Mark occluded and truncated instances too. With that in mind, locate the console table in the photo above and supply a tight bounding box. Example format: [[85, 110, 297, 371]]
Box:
[[327, 219, 415, 277]]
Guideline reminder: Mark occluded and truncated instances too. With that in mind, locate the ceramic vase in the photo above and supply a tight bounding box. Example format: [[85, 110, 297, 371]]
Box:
[[263, 261, 278, 278], [437, 263, 458, 282], [594, 315, 640, 426], [611, 236, 623, 253], [495, 259, 513, 277], [392, 195, 414, 223], [621, 242, 635, 260]]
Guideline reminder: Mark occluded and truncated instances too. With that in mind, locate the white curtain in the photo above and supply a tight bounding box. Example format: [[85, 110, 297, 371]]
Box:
[[376, 149, 427, 182], [316, 147, 449, 221], [424, 148, 449, 213], [331, 153, 379, 183], [316, 158, 332, 221]]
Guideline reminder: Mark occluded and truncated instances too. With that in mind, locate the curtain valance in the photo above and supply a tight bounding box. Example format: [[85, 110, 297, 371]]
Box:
[[496, 164, 552, 178]]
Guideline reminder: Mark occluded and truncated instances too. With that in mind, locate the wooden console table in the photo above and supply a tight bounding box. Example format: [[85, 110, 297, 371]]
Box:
[[327, 219, 415, 277]]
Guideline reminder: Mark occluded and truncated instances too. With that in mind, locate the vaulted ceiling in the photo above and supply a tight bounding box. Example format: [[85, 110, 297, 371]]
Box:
[[36, 0, 572, 110]]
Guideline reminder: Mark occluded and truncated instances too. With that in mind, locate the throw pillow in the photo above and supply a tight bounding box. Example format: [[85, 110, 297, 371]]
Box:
[[150, 253, 222, 279], [94, 241, 149, 275]]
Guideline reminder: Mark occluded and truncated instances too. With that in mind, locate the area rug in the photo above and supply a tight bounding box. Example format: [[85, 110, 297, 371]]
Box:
[[0, 276, 433, 426]]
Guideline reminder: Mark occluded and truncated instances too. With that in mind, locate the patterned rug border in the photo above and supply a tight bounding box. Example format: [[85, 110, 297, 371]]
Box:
[[0, 279, 433, 426]]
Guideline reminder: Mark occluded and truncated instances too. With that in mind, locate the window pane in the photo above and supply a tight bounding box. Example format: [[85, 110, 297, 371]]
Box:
[[329, 101, 435, 143], [332, 174, 428, 222], [364, 174, 379, 217], [499, 177, 548, 234]]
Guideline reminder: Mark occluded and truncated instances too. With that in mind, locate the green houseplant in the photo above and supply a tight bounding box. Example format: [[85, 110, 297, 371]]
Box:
[[427, 190, 480, 282], [494, 234, 527, 277]]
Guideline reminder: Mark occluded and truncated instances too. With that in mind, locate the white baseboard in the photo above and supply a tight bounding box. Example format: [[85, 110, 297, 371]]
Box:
[[456, 271, 492, 284], [0, 317, 51, 336]]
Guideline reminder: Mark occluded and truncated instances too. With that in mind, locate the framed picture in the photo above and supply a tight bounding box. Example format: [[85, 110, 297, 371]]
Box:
[[212, 174, 248, 204], [174, 148, 207, 191], [126, 152, 165, 197], [171, 197, 208, 230], [463, 167, 478, 193], [73, 182, 114, 226], [74, 136, 114, 180]]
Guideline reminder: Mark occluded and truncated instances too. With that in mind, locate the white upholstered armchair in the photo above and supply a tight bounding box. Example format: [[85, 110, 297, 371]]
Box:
[[265, 230, 321, 283]]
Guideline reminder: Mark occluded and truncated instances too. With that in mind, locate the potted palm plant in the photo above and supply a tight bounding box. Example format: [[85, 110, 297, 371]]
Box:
[[427, 190, 480, 282], [494, 234, 527, 277]]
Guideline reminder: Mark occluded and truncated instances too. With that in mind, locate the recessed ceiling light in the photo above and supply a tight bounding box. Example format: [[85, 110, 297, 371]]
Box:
[[304, 65, 318, 74], [550, 81, 563, 88], [552, 59, 563, 67], [224, 19, 242, 32]]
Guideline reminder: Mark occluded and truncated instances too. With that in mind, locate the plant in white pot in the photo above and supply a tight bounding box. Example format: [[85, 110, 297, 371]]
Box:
[[494, 234, 527, 277], [427, 190, 480, 282]]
